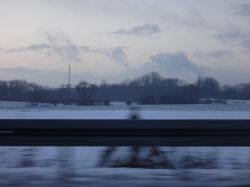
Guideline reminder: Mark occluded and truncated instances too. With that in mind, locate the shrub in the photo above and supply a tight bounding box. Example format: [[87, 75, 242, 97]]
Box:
[[103, 99, 111, 106], [159, 95, 185, 104], [126, 100, 132, 105]]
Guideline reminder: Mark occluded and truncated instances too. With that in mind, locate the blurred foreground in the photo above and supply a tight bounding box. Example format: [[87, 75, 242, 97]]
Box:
[[1, 147, 250, 186]]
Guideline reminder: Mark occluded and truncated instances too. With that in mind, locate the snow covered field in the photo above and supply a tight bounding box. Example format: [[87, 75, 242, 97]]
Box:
[[1, 101, 250, 186], [1, 101, 250, 119]]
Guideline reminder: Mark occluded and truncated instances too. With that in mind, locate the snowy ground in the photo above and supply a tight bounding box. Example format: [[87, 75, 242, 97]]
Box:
[[1, 101, 250, 186], [1, 101, 250, 119]]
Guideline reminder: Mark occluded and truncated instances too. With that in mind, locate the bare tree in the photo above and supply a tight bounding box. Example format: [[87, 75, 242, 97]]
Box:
[[30, 90, 43, 106], [197, 76, 221, 98], [75, 81, 97, 105]]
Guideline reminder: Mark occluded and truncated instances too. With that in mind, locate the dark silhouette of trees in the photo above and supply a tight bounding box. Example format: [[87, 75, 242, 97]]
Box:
[[137, 71, 164, 87], [141, 95, 155, 105], [126, 100, 132, 105], [222, 85, 237, 99], [233, 83, 250, 100], [0, 80, 8, 99], [159, 84, 199, 105], [159, 95, 185, 104], [103, 99, 111, 106], [181, 84, 199, 104], [75, 81, 97, 105], [1, 71, 250, 105], [30, 90, 43, 106], [197, 76, 221, 98], [163, 78, 184, 96]]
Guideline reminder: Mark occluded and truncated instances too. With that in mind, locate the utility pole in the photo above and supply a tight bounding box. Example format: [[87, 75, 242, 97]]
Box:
[[68, 63, 72, 102], [68, 63, 71, 88]]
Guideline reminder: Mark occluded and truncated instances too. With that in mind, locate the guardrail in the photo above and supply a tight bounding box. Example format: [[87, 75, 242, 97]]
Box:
[[0, 119, 250, 146]]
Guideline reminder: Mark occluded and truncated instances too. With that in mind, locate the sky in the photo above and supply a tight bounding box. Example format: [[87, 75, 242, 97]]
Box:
[[0, 0, 250, 87]]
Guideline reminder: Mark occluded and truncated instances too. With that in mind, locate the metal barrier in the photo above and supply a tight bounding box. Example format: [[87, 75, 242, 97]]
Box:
[[0, 119, 250, 146]]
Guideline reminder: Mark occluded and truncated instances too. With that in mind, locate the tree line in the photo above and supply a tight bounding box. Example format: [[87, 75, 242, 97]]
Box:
[[0, 71, 250, 105]]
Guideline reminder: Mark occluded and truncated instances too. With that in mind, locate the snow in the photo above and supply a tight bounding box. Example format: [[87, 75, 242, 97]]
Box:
[[227, 100, 250, 105], [0, 109, 250, 119], [56, 103, 64, 107], [1, 101, 250, 119], [109, 101, 138, 106], [1, 101, 250, 186]]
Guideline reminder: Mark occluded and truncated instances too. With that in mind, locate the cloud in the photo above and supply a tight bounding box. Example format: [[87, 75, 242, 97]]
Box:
[[0, 31, 130, 65], [0, 67, 99, 87], [215, 31, 250, 52], [215, 31, 250, 44], [26, 44, 51, 51], [45, 31, 71, 45], [136, 7, 214, 31], [194, 50, 236, 59], [79, 46, 91, 52], [168, 8, 213, 30], [0, 32, 83, 63], [207, 50, 235, 58], [241, 39, 250, 50], [231, 4, 250, 17], [0, 32, 94, 63], [94, 47, 128, 66], [109, 48, 128, 66], [101, 2, 214, 31], [113, 23, 161, 37], [149, 52, 201, 74], [127, 52, 250, 85], [0, 43, 52, 53], [193, 52, 205, 59], [2, 55, 250, 87], [45, 32, 82, 63], [215, 31, 242, 43]]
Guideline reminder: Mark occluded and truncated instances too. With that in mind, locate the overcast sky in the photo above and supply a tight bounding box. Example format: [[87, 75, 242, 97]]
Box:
[[1, 0, 250, 86]]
